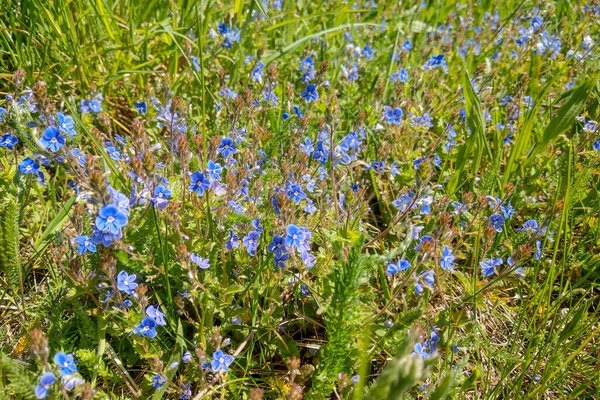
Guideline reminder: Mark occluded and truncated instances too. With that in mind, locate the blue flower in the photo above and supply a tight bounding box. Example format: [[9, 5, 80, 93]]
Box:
[[182, 351, 193, 363], [40, 126, 66, 152], [242, 231, 260, 256], [62, 375, 84, 391], [18, 157, 40, 174], [312, 141, 329, 165], [35, 372, 55, 399], [116, 270, 138, 295], [57, 113, 76, 137], [218, 137, 237, 158], [216, 23, 239, 48], [226, 230, 240, 251], [414, 270, 435, 295], [412, 342, 430, 359], [362, 45, 374, 60], [190, 253, 210, 269], [500, 201, 516, 219], [386, 259, 410, 275], [300, 84, 319, 103], [180, 383, 192, 400], [189, 171, 211, 196], [96, 205, 128, 235], [516, 219, 538, 233], [135, 101, 147, 114], [53, 353, 77, 376], [534, 240, 543, 261], [210, 350, 234, 372], [489, 213, 505, 232], [152, 185, 172, 210], [480, 258, 503, 276], [267, 235, 288, 258], [383, 106, 403, 124], [285, 224, 305, 249], [251, 61, 265, 83], [440, 245, 455, 271], [134, 317, 157, 338], [146, 305, 167, 326], [287, 184, 306, 204], [422, 54, 448, 73], [75, 235, 96, 255], [298, 57, 315, 83], [0, 133, 18, 150], [91, 226, 122, 247], [79, 94, 103, 113], [207, 160, 223, 181], [152, 374, 166, 390]]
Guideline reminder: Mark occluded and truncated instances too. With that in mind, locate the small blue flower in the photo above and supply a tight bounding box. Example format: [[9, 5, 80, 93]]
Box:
[[19, 158, 41, 175], [422, 54, 448, 73], [96, 205, 128, 235], [226, 230, 240, 251], [182, 351, 193, 363], [0, 133, 18, 150], [152, 185, 172, 210], [412, 342, 430, 359], [207, 160, 223, 181], [382, 106, 403, 125], [134, 317, 157, 338], [386, 259, 410, 275], [242, 231, 260, 256], [217, 137, 237, 158], [57, 113, 76, 137], [146, 305, 167, 326], [285, 224, 305, 249], [180, 382, 192, 400], [210, 350, 234, 372], [414, 270, 435, 295], [75, 235, 96, 255], [40, 126, 66, 152], [480, 258, 503, 276], [440, 245, 455, 271], [516, 219, 538, 233], [500, 201, 516, 219], [534, 240, 543, 261], [152, 374, 166, 390], [190, 253, 210, 269], [267, 235, 288, 258], [189, 171, 211, 196], [362, 45, 374, 60], [135, 102, 147, 114], [116, 270, 138, 295], [300, 84, 319, 103], [35, 372, 55, 399], [54, 353, 77, 376], [312, 141, 329, 165], [287, 184, 307, 204], [489, 213, 505, 232]]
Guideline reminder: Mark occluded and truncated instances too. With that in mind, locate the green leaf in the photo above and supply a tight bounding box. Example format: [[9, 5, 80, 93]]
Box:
[[526, 79, 596, 164], [447, 68, 487, 195], [33, 194, 76, 253]]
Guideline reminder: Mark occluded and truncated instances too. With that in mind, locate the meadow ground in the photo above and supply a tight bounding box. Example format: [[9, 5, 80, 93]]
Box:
[[0, 0, 599, 398]]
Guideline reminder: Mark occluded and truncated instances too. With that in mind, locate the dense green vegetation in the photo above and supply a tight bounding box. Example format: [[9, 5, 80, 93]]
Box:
[[0, 0, 599, 398]]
